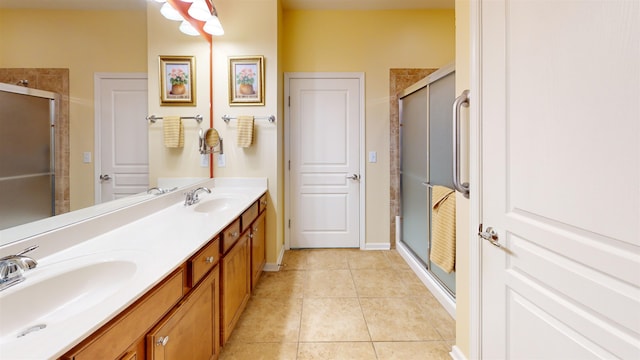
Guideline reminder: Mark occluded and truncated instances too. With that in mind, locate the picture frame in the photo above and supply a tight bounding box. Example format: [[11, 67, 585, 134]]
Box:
[[159, 55, 196, 106], [229, 56, 265, 106]]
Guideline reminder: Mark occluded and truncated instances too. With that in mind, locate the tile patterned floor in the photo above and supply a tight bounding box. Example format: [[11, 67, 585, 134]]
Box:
[[219, 249, 454, 360]]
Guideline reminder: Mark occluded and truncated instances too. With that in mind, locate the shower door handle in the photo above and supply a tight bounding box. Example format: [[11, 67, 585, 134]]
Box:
[[453, 90, 470, 198], [99, 174, 112, 181]]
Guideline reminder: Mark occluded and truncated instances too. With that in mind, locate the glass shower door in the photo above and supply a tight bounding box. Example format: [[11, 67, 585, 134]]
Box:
[[399, 66, 456, 297], [400, 86, 430, 264]]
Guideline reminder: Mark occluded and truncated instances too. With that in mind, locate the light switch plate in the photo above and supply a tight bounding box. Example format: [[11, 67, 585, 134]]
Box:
[[368, 151, 377, 163], [83, 152, 91, 163]]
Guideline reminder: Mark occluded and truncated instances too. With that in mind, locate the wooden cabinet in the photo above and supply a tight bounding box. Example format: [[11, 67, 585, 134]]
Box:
[[189, 237, 220, 287], [61, 268, 185, 360], [250, 212, 266, 291], [61, 191, 267, 360], [147, 264, 220, 360], [220, 232, 250, 345]]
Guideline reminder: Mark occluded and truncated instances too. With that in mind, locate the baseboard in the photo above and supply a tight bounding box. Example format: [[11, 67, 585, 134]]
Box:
[[263, 244, 286, 272], [449, 345, 467, 360], [363, 242, 391, 250]]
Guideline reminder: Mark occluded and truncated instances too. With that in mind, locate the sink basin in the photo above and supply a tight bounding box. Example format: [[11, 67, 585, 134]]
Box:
[[0, 259, 137, 340], [192, 195, 245, 214]]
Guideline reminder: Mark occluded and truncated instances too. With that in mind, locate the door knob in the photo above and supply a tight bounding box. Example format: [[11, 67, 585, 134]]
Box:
[[478, 226, 501, 248], [99, 174, 112, 181], [346, 174, 360, 180], [156, 336, 169, 346]]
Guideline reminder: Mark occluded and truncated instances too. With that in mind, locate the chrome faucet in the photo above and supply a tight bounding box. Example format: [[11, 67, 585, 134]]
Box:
[[0, 245, 38, 291], [184, 187, 211, 206], [147, 186, 177, 195]]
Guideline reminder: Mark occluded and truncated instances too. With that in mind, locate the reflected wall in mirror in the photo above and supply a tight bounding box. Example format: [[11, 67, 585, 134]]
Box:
[[0, 3, 211, 247]]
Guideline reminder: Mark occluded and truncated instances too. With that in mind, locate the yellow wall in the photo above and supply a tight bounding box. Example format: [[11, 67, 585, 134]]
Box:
[[211, 0, 281, 264], [0, 9, 147, 210], [455, 0, 471, 356], [282, 9, 455, 247], [146, 2, 211, 186]]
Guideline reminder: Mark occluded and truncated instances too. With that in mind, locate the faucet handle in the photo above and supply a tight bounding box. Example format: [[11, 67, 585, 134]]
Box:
[[16, 245, 38, 256]]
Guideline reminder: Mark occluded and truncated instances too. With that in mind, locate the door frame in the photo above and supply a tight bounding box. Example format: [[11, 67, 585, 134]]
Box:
[[468, 1, 483, 358], [283, 72, 366, 250], [93, 72, 148, 204]]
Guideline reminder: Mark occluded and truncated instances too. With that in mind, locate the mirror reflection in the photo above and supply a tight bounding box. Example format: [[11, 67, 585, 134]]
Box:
[[0, 2, 210, 246]]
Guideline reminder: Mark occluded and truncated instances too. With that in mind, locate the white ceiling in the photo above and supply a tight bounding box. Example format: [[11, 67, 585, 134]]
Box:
[[0, 0, 453, 10]]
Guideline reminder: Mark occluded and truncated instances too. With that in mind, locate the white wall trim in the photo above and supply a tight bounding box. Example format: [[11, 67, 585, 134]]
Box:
[[363, 242, 390, 250], [283, 72, 366, 251], [396, 240, 456, 318], [93, 72, 148, 204], [264, 243, 286, 271], [469, 0, 483, 357], [450, 345, 468, 360]]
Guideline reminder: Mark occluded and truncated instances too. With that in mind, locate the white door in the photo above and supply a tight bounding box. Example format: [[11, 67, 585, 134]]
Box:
[[287, 74, 364, 248], [95, 74, 149, 203], [477, 1, 639, 359]]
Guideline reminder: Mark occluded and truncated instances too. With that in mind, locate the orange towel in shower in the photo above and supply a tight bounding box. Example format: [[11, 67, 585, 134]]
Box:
[[430, 186, 456, 273]]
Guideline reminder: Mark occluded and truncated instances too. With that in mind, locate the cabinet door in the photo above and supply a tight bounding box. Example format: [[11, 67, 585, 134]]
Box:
[[221, 233, 250, 344], [147, 265, 220, 360], [250, 212, 266, 291]]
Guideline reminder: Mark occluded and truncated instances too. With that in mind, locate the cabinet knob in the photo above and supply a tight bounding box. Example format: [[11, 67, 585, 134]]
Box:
[[253, 226, 259, 232], [205, 256, 214, 264], [260, 200, 267, 206], [156, 336, 169, 346], [231, 231, 239, 238]]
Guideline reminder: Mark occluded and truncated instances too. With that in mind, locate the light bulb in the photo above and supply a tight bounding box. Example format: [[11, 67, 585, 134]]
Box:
[[160, 3, 184, 21], [203, 15, 224, 36], [179, 21, 200, 36], [188, 0, 212, 21]]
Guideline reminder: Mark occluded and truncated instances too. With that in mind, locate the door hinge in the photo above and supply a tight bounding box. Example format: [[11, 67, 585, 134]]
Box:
[[288, 160, 290, 170], [288, 219, 291, 228], [288, 96, 290, 107]]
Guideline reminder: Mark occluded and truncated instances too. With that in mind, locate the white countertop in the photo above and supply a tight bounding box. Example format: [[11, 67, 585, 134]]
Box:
[[0, 178, 267, 359]]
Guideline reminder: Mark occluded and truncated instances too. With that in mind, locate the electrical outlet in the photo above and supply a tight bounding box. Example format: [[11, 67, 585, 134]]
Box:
[[217, 153, 226, 167], [200, 154, 209, 167], [83, 152, 91, 163]]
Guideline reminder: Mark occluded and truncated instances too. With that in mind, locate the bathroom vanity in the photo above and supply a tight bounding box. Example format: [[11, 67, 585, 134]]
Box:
[[0, 178, 267, 360]]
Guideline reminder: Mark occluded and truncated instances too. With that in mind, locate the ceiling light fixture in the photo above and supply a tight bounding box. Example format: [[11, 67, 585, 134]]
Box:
[[203, 15, 224, 36], [188, 0, 212, 21], [179, 21, 200, 36], [160, 2, 184, 21]]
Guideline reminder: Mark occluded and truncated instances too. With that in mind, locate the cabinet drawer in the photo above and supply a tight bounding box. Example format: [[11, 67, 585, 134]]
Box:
[[63, 267, 185, 360], [189, 236, 220, 287], [222, 218, 241, 254], [258, 194, 267, 214], [241, 201, 259, 232]]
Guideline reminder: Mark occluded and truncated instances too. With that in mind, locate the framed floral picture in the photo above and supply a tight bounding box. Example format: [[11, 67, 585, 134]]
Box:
[[159, 55, 196, 106], [229, 56, 264, 106]]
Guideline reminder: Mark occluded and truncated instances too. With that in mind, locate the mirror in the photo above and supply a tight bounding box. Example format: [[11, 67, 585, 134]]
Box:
[[0, 3, 210, 247]]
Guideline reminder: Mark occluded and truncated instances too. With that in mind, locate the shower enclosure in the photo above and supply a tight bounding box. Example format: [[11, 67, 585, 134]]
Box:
[[399, 64, 456, 297], [0, 83, 57, 229]]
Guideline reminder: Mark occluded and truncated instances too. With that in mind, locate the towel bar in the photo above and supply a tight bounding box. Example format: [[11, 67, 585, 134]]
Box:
[[146, 115, 203, 124], [221, 115, 276, 123]]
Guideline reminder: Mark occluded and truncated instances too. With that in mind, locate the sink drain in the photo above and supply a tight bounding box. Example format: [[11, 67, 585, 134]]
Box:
[[17, 324, 46, 338]]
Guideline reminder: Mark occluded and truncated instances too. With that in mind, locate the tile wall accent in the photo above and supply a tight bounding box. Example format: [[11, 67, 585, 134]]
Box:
[[0, 68, 70, 215], [389, 69, 436, 248]]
